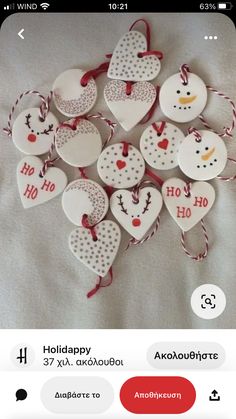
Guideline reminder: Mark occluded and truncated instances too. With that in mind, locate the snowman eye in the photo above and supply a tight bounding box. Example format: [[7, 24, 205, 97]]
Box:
[[196, 150, 200, 154], [31, 129, 34, 133], [176, 90, 181, 94], [187, 92, 191, 95], [205, 147, 209, 150]]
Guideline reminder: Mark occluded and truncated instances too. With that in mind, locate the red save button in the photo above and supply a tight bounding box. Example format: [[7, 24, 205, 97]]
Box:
[[120, 376, 196, 414]]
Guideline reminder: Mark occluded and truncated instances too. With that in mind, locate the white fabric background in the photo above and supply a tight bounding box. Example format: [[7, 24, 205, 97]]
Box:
[[0, 13, 236, 329]]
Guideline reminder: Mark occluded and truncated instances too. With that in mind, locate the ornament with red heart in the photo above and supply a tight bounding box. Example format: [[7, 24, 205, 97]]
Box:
[[158, 138, 169, 150], [17, 156, 67, 208], [108, 30, 161, 82], [140, 121, 185, 170], [104, 80, 156, 131], [110, 187, 163, 240], [162, 178, 215, 232]]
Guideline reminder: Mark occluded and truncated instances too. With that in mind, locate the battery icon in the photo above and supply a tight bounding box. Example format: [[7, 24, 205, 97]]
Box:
[[217, 2, 233, 9]]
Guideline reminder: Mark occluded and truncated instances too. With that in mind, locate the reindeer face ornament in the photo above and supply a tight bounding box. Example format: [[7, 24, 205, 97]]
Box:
[[110, 187, 163, 240], [12, 108, 58, 155]]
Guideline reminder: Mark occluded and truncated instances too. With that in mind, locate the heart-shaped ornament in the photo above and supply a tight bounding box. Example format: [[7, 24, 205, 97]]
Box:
[[55, 118, 102, 167], [162, 178, 215, 232], [53, 69, 97, 117], [110, 187, 163, 240], [108, 30, 161, 82], [17, 156, 67, 209], [104, 80, 156, 131], [69, 220, 121, 276]]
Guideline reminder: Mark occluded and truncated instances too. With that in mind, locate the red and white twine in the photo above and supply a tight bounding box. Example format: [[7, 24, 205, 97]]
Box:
[[179, 64, 190, 85], [3, 90, 52, 137], [126, 179, 162, 249], [199, 86, 236, 138], [86, 112, 116, 149], [181, 219, 209, 262], [126, 216, 161, 250], [217, 157, 236, 181], [187, 127, 202, 142]]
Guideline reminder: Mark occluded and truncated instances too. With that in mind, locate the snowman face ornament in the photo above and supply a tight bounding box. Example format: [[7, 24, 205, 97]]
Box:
[[12, 108, 58, 155], [178, 130, 227, 180], [159, 73, 207, 123]]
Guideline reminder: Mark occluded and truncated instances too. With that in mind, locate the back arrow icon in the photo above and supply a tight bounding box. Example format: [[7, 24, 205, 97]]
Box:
[[18, 29, 24, 39]]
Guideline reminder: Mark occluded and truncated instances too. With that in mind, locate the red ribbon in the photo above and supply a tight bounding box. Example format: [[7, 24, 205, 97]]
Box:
[[121, 141, 130, 157], [129, 19, 151, 50], [140, 86, 160, 125], [58, 116, 82, 131], [145, 168, 164, 187], [129, 19, 163, 60], [87, 267, 113, 298], [82, 214, 98, 241], [80, 62, 110, 87], [152, 121, 166, 136], [125, 81, 133, 95]]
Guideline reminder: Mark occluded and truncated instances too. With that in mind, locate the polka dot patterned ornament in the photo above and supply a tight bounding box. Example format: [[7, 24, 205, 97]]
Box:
[[104, 80, 157, 131], [140, 121, 185, 170], [178, 130, 227, 180], [159, 68, 207, 123], [97, 143, 145, 188], [62, 179, 109, 226], [55, 118, 102, 167], [69, 220, 121, 277], [110, 187, 163, 240], [12, 108, 58, 155], [108, 30, 161, 82], [53, 69, 97, 117]]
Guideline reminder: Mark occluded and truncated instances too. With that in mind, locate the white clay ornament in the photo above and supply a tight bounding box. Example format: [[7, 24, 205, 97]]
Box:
[[55, 118, 102, 167], [110, 187, 163, 240], [108, 30, 161, 82], [17, 156, 67, 209], [69, 220, 121, 276], [159, 72, 207, 123], [140, 121, 185, 170], [104, 80, 156, 131], [12, 108, 58, 155], [162, 178, 215, 232], [53, 69, 97, 117], [62, 179, 109, 226], [178, 130, 227, 180], [97, 143, 145, 188]]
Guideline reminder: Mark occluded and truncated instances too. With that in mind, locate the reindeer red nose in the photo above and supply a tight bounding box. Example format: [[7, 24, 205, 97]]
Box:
[[27, 133, 37, 142], [132, 218, 141, 227]]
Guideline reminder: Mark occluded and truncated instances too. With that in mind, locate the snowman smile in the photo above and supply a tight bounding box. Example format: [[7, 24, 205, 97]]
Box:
[[179, 95, 197, 104], [201, 147, 215, 161]]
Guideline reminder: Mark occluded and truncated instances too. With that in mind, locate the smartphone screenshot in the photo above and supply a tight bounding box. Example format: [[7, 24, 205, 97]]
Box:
[[0, 1, 235, 417]]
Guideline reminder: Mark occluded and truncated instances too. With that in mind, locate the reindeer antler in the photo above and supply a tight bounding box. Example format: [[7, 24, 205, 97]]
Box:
[[25, 114, 31, 129], [40, 124, 53, 135], [142, 192, 151, 214], [117, 194, 128, 215]]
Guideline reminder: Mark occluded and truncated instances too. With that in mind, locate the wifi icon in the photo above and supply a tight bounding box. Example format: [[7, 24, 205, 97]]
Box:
[[40, 2, 50, 9]]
